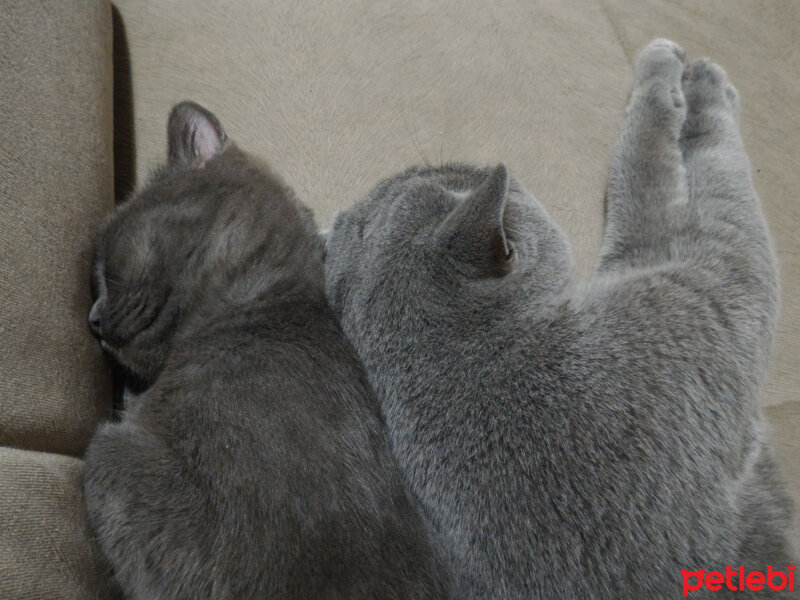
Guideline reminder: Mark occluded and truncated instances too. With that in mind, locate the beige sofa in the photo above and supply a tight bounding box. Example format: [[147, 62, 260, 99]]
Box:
[[1, 1, 797, 597]]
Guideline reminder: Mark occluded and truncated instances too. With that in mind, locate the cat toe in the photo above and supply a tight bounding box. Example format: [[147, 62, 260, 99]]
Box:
[[634, 39, 688, 85], [683, 58, 739, 113]]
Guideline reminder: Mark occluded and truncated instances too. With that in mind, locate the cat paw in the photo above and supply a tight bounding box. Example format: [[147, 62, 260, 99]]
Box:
[[629, 39, 688, 127], [682, 58, 739, 115], [634, 39, 688, 89]]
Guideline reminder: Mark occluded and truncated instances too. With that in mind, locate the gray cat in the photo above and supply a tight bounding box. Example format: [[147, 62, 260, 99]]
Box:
[[83, 102, 452, 599], [322, 40, 798, 599]]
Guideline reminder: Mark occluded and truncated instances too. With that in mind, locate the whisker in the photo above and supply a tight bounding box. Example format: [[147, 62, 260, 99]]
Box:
[[401, 105, 431, 168]]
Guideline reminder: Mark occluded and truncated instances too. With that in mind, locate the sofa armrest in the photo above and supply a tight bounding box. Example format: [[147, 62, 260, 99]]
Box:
[[0, 0, 114, 455]]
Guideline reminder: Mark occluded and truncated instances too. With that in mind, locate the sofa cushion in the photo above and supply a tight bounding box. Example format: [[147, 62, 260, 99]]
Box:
[[0, 0, 114, 455], [0, 447, 114, 600], [765, 402, 800, 540]]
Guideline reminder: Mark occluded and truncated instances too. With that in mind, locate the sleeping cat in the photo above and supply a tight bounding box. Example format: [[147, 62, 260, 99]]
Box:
[[83, 102, 452, 599], [322, 40, 798, 598]]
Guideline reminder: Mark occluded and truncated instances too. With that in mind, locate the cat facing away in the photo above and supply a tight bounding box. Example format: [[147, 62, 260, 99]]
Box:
[[83, 102, 452, 599], [323, 40, 798, 599]]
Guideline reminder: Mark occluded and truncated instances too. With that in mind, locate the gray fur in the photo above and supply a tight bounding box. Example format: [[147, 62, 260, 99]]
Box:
[[323, 40, 798, 598], [83, 102, 452, 599]]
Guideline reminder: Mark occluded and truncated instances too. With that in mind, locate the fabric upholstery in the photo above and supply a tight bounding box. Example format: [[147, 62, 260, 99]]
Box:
[[766, 402, 800, 537], [113, 0, 798, 534], [0, 0, 114, 456], [1, 1, 115, 598], [0, 447, 112, 599]]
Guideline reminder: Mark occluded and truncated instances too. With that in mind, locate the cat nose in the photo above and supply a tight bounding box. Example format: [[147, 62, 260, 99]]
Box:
[[88, 300, 103, 338]]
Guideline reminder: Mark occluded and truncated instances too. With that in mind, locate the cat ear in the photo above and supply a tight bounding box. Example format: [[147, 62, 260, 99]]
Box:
[[437, 164, 513, 278], [167, 101, 227, 168]]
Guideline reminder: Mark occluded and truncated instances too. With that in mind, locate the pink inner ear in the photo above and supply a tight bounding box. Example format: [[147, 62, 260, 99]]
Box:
[[191, 115, 222, 166], [167, 102, 227, 167]]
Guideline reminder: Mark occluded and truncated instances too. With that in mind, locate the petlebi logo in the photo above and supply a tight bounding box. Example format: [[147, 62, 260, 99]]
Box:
[[681, 564, 795, 596]]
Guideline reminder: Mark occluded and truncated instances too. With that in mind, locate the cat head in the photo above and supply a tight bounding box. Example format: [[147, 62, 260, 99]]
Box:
[[323, 163, 572, 332], [89, 102, 319, 387]]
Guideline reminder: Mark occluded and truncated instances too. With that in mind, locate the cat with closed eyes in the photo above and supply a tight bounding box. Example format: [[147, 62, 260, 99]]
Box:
[[82, 101, 452, 599], [323, 40, 798, 598]]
